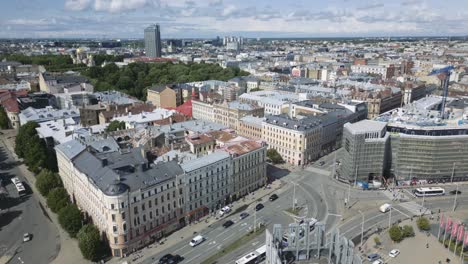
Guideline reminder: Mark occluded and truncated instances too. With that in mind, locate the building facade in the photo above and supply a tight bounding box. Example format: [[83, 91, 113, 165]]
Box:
[[339, 120, 389, 183], [262, 115, 322, 166], [192, 100, 215, 122]]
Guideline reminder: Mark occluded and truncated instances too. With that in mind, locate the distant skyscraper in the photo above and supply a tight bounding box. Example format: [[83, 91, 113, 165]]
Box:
[[144, 24, 161, 57]]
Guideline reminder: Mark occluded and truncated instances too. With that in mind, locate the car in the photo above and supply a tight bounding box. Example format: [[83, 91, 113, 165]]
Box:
[[319, 161, 325, 166], [189, 235, 204, 247], [239, 212, 249, 219], [218, 205, 232, 217], [167, 255, 183, 264], [367, 253, 380, 262], [449, 190, 462, 195], [255, 203, 264, 211], [23, 233, 31, 242], [372, 260, 384, 264], [388, 249, 400, 258], [159, 254, 175, 264], [223, 220, 234, 228], [269, 194, 279, 201]]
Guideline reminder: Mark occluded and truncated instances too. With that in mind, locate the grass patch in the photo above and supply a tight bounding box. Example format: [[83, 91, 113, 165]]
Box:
[[201, 226, 266, 264], [285, 207, 303, 216]]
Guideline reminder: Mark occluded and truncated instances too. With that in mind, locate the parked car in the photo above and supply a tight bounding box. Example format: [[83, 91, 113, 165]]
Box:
[[372, 260, 384, 264], [388, 249, 400, 258], [23, 233, 31, 242], [319, 161, 325, 166], [269, 194, 279, 201], [218, 205, 232, 217], [367, 253, 380, 262], [223, 220, 234, 228], [239, 212, 249, 219], [255, 203, 264, 211]]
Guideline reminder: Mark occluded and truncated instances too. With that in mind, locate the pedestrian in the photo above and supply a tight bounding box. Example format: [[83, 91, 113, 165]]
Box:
[[426, 243, 429, 248]]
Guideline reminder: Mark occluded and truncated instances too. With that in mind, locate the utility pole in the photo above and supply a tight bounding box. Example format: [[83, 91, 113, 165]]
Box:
[[452, 183, 459, 212], [389, 206, 392, 228], [451, 162, 455, 183], [292, 182, 297, 211], [254, 202, 257, 233], [359, 210, 364, 247]]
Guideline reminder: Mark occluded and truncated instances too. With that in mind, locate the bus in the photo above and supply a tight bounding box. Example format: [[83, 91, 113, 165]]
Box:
[[413, 187, 445, 197], [235, 245, 267, 264], [11, 177, 26, 197]]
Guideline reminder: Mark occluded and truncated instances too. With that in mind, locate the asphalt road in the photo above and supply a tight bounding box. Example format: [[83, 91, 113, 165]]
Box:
[[0, 140, 60, 264]]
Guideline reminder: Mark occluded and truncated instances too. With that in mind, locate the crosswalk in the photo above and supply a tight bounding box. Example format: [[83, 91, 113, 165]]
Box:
[[398, 201, 431, 216]]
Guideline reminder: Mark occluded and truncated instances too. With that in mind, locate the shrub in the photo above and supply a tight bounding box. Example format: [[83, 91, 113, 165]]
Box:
[[389, 224, 403, 242], [402, 225, 415, 238], [36, 169, 62, 196], [416, 217, 431, 231]]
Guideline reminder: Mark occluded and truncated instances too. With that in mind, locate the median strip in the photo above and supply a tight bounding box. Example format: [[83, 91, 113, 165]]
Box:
[[200, 225, 266, 264]]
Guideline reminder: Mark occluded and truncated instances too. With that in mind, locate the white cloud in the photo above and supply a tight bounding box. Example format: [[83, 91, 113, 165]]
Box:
[[64, 0, 92, 11]]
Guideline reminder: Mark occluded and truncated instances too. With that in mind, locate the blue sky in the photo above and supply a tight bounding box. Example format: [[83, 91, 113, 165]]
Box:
[[0, 0, 467, 38]]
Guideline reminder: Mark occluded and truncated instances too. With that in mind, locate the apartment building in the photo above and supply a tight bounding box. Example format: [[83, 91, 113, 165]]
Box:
[[147, 84, 184, 108], [213, 101, 263, 130], [192, 99, 215, 122], [180, 152, 232, 221], [238, 115, 263, 140], [224, 141, 267, 198], [262, 115, 322, 166], [55, 141, 186, 257]]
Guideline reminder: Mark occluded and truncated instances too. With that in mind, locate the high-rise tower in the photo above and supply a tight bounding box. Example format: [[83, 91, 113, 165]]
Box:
[[144, 24, 161, 57]]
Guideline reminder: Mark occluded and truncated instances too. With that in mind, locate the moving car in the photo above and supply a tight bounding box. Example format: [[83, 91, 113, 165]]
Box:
[[167, 255, 183, 264], [269, 194, 279, 201], [23, 233, 31, 242], [388, 249, 400, 258], [158, 254, 183, 264], [449, 190, 461, 195], [223, 220, 234, 228], [379, 203, 391, 213], [189, 235, 204, 247], [255, 203, 264, 211], [239, 212, 249, 219]]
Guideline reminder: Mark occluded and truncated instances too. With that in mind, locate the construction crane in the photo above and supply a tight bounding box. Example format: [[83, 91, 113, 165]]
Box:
[[428, 65, 454, 119]]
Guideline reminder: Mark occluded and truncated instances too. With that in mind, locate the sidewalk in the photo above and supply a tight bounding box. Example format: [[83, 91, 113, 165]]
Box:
[[361, 218, 464, 264], [0, 130, 89, 264], [111, 180, 285, 264]]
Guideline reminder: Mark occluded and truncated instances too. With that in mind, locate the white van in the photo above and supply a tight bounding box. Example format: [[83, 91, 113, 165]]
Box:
[[379, 203, 391, 213], [189, 235, 204, 247]]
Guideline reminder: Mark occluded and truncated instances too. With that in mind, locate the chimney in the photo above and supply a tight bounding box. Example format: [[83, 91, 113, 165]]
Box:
[[101, 158, 108, 167]]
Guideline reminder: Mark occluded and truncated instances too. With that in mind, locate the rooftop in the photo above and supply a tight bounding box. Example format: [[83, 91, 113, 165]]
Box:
[[344, 119, 387, 134]]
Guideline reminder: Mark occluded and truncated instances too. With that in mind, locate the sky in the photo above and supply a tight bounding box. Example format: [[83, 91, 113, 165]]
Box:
[[0, 0, 467, 39]]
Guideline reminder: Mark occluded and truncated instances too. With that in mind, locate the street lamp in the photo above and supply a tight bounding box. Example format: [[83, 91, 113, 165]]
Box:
[[452, 183, 459, 212], [292, 181, 297, 211], [451, 162, 455, 183], [358, 210, 365, 247]]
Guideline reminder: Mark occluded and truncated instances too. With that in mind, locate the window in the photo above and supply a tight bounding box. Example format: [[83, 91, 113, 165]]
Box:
[[113, 225, 118, 233], [156, 209, 159, 216], [142, 204, 145, 211], [112, 214, 116, 222], [134, 207, 138, 214], [149, 212, 153, 219], [123, 223, 127, 231], [124, 235, 128, 242], [111, 204, 115, 210], [143, 215, 146, 222], [114, 237, 118, 244], [155, 197, 158, 205], [149, 200, 152, 208], [121, 202, 124, 208], [122, 212, 126, 220]]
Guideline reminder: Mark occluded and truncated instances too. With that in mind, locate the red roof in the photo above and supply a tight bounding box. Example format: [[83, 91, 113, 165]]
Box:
[[0, 90, 27, 113], [167, 99, 192, 118]]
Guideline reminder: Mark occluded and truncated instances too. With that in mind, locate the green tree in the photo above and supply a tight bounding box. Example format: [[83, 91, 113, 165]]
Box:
[[36, 169, 62, 197], [24, 136, 48, 173], [388, 224, 403, 242], [416, 217, 431, 231], [267, 149, 283, 164], [106, 120, 126, 132], [0, 106, 9, 129], [15, 121, 39, 158], [58, 204, 83, 238], [78, 224, 102, 261], [47, 187, 70, 213], [402, 225, 415, 238]]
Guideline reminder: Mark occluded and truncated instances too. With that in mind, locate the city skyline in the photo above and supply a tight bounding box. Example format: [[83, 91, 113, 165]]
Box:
[[1, 0, 468, 39]]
